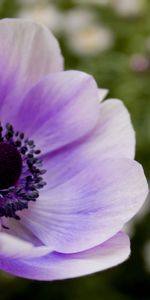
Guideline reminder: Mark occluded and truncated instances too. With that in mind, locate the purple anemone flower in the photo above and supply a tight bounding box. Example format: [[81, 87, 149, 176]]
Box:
[[0, 19, 148, 281]]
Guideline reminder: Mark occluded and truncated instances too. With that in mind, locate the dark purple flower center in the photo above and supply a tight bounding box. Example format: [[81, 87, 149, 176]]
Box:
[[0, 122, 47, 228], [0, 143, 22, 189]]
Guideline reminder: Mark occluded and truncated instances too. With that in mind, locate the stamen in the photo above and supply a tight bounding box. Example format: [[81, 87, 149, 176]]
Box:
[[0, 122, 47, 226]]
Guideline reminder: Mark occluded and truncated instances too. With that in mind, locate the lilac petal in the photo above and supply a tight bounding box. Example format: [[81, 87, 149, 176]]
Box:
[[13, 71, 100, 152], [0, 18, 63, 124], [90, 99, 135, 159], [0, 19, 63, 89], [42, 99, 135, 190], [0, 233, 51, 259], [1, 217, 43, 246], [98, 88, 109, 102], [19, 158, 148, 253], [0, 232, 130, 280]]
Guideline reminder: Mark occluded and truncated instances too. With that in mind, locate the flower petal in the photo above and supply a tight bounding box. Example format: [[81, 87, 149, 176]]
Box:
[[0, 232, 130, 280], [89, 99, 135, 159], [0, 233, 51, 259], [19, 158, 148, 253], [0, 18, 63, 88], [0, 18, 63, 124], [98, 88, 109, 102], [42, 99, 135, 190], [13, 71, 100, 153]]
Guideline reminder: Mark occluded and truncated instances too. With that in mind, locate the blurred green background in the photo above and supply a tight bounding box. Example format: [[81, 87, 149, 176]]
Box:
[[0, 0, 149, 299]]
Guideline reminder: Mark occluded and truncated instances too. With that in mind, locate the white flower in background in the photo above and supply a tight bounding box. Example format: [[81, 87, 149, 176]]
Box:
[[111, 0, 145, 17], [18, 0, 43, 6], [63, 9, 114, 56], [74, 0, 110, 5], [63, 9, 95, 33], [18, 4, 62, 33], [68, 24, 113, 55]]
